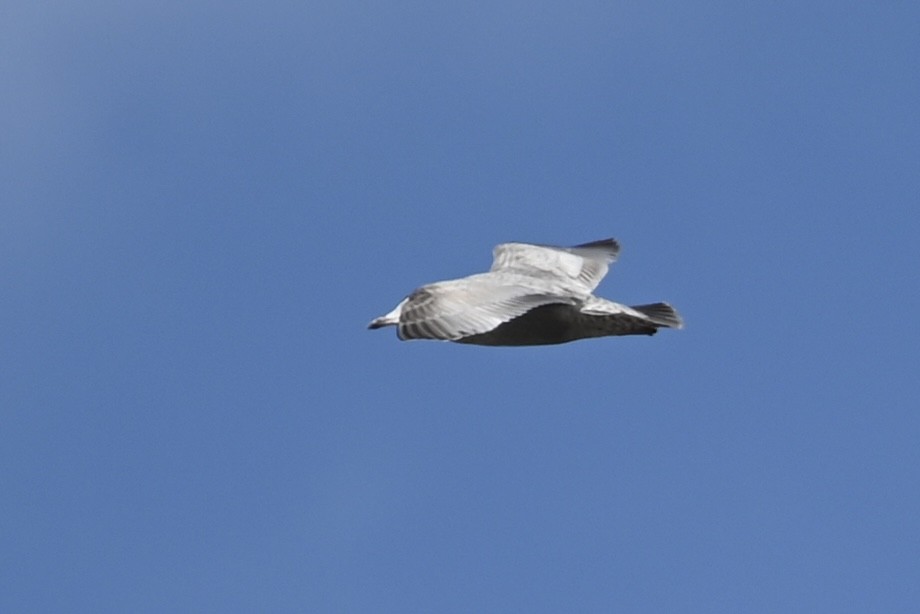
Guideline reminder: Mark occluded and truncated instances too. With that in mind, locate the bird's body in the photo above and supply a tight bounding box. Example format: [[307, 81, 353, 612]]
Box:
[[368, 238, 682, 346]]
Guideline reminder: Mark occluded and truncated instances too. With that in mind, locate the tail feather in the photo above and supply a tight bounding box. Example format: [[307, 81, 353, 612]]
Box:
[[632, 302, 684, 329]]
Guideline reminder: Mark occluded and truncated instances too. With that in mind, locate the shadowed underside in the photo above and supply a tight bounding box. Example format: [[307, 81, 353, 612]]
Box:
[[368, 238, 683, 346], [455, 303, 663, 346]]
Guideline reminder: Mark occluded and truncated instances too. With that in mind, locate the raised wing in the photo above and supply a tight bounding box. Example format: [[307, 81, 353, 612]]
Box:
[[490, 238, 620, 292], [396, 280, 572, 341]]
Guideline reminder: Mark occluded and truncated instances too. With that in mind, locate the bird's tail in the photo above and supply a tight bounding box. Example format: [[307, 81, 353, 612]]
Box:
[[631, 302, 684, 329]]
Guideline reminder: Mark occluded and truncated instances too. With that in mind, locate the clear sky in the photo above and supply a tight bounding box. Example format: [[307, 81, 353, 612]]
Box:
[[3, 2, 919, 612]]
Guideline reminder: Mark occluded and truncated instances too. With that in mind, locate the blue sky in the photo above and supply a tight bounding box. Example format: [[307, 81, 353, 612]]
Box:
[[3, 1, 919, 612]]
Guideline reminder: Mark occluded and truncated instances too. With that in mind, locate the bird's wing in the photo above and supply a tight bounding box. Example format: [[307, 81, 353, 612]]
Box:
[[396, 278, 571, 341], [576, 297, 683, 335], [579, 296, 654, 320], [490, 238, 620, 292]]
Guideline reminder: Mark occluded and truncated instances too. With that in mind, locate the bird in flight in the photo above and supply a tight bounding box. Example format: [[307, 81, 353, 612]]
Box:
[[369, 238, 683, 346]]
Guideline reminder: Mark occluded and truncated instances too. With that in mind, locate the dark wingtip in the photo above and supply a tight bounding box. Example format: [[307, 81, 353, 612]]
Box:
[[574, 238, 618, 249], [631, 302, 684, 329], [571, 238, 621, 261]]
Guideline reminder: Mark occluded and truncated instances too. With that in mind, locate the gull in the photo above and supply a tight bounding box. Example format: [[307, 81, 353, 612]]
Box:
[[368, 238, 683, 346]]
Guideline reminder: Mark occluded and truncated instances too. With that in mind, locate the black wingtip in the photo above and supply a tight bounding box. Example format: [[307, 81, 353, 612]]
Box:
[[631, 302, 684, 329], [573, 238, 619, 250]]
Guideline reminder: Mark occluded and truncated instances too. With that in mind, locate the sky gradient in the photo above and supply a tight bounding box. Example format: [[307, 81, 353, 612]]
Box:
[[3, 2, 919, 612]]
